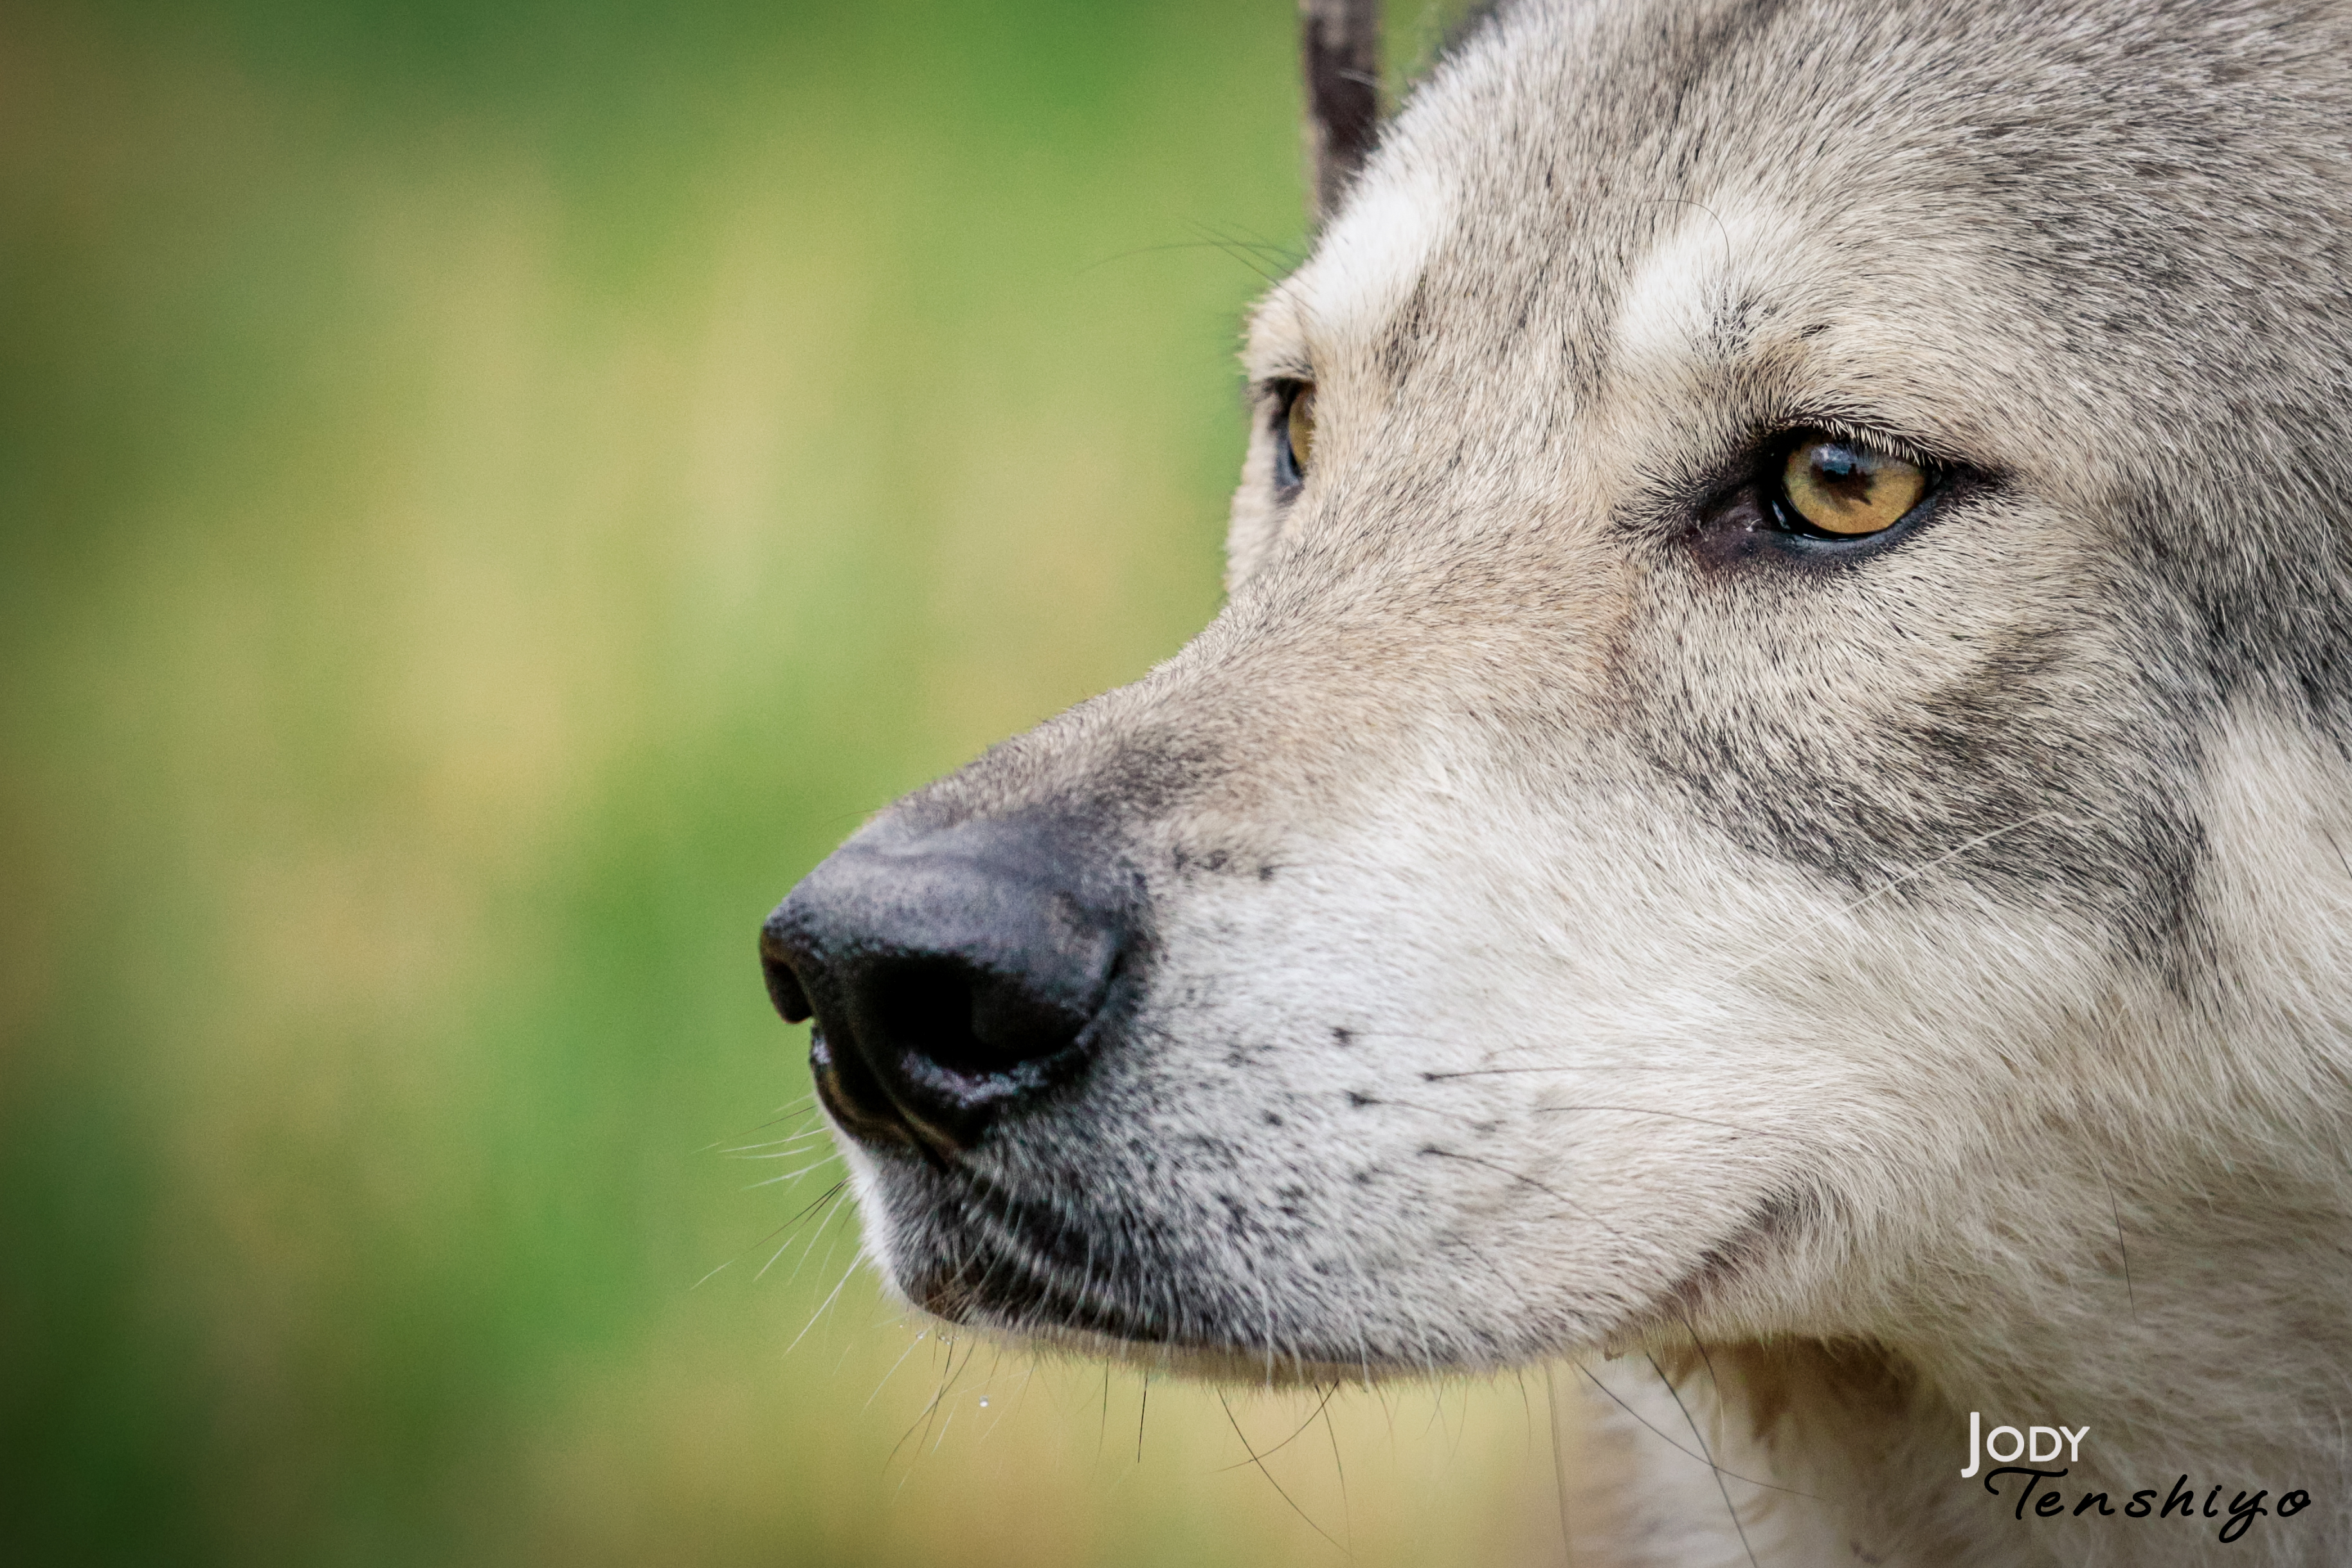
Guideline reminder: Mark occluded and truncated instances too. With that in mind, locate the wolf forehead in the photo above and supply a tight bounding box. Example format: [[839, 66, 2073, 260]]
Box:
[[1250, 0, 2352, 494]]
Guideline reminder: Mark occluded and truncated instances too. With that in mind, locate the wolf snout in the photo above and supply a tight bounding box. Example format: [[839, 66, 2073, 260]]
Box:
[[760, 817, 1134, 1157]]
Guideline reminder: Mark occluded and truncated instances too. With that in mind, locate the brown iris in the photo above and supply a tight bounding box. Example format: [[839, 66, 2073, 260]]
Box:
[[1284, 383, 1317, 476], [1780, 437, 1926, 537]]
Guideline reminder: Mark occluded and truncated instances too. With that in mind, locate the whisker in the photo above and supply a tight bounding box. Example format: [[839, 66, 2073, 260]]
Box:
[[1545, 1365, 1577, 1565], [1184, 219, 1287, 285], [1640, 195, 1736, 278], [777, 1188, 855, 1292], [1419, 1147, 1627, 1241], [864, 1329, 932, 1412], [1190, 210, 1307, 259], [1193, 217, 1305, 261], [2101, 1160, 2138, 1320], [1219, 1390, 1348, 1556], [722, 1128, 835, 1155], [1099, 1358, 1112, 1456], [1676, 1311, 1728, 1404], [891, 1337, 963, 1473], [1723, 812, 2052, 986], [716, 1095, 822, 1143], [1417, 1061, 1696, 1073], [784, 1252, 863, 1358], [1526, 1104, 1788, 1139], [1355, 1030, 1689, 1071], [1364, 1092, 1506, 1128], [1645, 1351, 1759, 1568], [746, 1153, 844, 1189], [1076, 238, 1298, 277], [1320, 1385, 1352, 1556], [1571, 1362, 1814, 1499], [754, 1178, 849, 1279]]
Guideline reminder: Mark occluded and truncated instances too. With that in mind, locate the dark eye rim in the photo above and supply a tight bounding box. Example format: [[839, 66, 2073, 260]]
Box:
[[1271, 378, 1312, 495], [1673, 423, 1982, 572], [1762, 428, 1942, 545]]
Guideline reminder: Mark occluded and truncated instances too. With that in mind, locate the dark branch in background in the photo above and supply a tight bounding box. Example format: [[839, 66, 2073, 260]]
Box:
[[1301, 0, 1382, 224]]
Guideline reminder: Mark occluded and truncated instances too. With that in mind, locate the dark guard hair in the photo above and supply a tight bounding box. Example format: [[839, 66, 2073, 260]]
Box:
[[1301, 0, 1382, 221]]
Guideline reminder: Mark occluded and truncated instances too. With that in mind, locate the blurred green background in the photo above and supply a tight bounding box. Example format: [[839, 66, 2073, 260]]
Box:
[[0, 1, 1575, 1562]]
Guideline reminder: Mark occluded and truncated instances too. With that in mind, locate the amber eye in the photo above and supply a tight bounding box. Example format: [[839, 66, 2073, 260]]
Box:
[[1778, 437, 1926, 538], [1276, 382, 1316, 489]]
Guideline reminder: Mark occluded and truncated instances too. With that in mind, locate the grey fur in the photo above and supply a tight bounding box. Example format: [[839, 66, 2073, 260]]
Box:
[[782, 3, 2352, 1561]]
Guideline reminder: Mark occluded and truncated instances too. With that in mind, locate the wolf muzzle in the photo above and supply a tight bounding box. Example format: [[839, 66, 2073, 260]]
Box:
[[759, 816, 1137, 1159]]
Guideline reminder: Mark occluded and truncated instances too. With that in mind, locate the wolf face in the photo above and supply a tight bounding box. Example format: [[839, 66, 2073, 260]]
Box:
[[764, 1, 2352, 1556]]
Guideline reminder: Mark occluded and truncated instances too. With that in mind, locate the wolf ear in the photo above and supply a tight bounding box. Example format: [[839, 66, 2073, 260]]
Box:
[[1301, 0, 1381, 223]]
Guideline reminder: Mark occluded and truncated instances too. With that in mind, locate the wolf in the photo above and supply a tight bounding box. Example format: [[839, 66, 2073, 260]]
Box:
[[760, 0, 2352, 1561]]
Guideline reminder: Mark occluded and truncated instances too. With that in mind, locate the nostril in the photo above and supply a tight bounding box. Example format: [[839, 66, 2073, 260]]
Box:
[[760, 944, 812, 1023], [865, 957, 1089, 1085], [867, 958, 977, 1072], [808, 1025, 917, 1153]]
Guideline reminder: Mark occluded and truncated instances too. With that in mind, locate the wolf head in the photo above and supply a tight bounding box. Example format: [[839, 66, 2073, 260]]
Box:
[[762, 0, 2352, 1427]]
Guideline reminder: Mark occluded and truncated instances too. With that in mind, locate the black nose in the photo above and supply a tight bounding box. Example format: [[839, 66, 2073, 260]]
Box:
[[759, 817, 1134, 1156]]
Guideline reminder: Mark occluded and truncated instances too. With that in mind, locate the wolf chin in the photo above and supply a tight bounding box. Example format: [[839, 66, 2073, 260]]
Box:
[[761, 1, 2352, 1562]]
